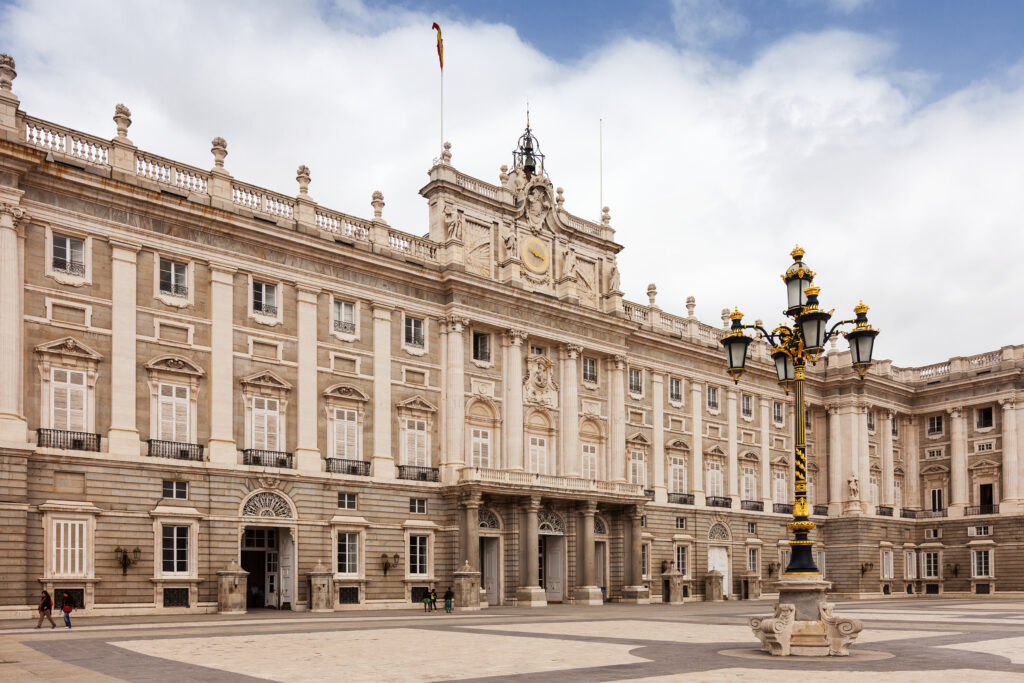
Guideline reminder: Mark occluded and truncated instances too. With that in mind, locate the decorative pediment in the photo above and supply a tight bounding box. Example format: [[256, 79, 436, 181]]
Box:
[[240, 490, 295, 519], [35, 336, 102, 361], [626, 432, 650, 446], [705, 445, 725, 458], [920, 464, 950, 475], [969, 459, 1001, 472], [739, 451, 759, 462], [893, 465, 905, 476], [323, 384, 369, 402], [667, 439, 690, 451], [870, 463, 882, 473], [397, 395, 437, 413], [771, 455, 790, 467], [145, 354, 204, 376], [240, 370, 292, 391]]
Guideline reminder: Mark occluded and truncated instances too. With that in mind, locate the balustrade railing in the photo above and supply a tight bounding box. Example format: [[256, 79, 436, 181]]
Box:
[[876, 505, 894, 517], [326, 458, 371, 476], [315, 209, 371, 241], [773, 503, 793, 514], [147, 439, 204, 461], [232, 182, 295, 219], [388, 230, 438, 260], [741, 500, 764, 511], [38, 429, 101, 452], [52, 257, 86, 276], [706, 496, 732, 508], [967, 352, 1002, 368], [136, 152, 210, 195], [917, 362, 951, 380], [622, 302, 649, 323], [668, 493, 695, 505], [965, 505, 999, 516], [644, 489, 655, 499], [455, 172, 499, 200], [242, 449, 294, 468], [25, 116, 109, 166], [159, 283, 188, 297], [398, 465, 439, 482], [333, 320, 356, 334], [560, 212, 602, 237], [919, 509, 948, 518], [813, 505, 829, 516], [253, 303, 277, 317]]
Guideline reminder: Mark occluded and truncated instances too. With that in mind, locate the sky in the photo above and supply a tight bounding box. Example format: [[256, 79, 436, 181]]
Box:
[[1, 0, 1023, 368]]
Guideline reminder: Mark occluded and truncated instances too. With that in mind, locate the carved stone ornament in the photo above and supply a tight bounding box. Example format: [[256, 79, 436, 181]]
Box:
[[519, 178, 555, 235], [0, 53, 15, 91], [478, 508, 500, 529], [708, 522, 730, 541], [523, 355, 558, 408], [241, 491, 293, 518], [537, 510, 565, 535], [257, 477, 280, 490], [594, 516, 607, 535], [847, 474, 860, 499]]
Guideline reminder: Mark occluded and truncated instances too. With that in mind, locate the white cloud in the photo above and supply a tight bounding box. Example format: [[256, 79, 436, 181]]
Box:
[[1, 0, 1022, 367], [670, 0, 750, 48]]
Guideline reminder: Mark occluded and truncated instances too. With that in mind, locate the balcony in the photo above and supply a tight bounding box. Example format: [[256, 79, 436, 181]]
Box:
[[458, 467, 646, 497], [159, 283, 188, 297], [668, 493, 694, 505], [253, 303, 277, 317], [38, 429, 100, 452], [52, 257, 85, 276], [901, 508, 918, 519], [398, 465, 439, 482], [919, 509, 948, 518], [644, 489, 655, 499], [242, 449, 293, 468], [326, 458, 370, 476], [813, 505, 829, 516], [966, 505, 999, 516], [706, 496, 732, 508], [741, 500, 764, 511], [773, 503, 793, 514], [876, 505, 894, 517], [333, 319, 356, 334], [147, 439, 204, 461]]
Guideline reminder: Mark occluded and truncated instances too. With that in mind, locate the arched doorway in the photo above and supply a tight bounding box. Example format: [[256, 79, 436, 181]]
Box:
[[538, 510, 566, 603], [239, 490, 298, 610], [478, 508, 503, 605]]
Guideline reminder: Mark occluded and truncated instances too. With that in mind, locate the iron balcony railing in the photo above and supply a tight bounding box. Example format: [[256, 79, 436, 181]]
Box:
[[773, 503, 793, 514], [813, 505, 829, 516], [965, 505, 999, 516], [159, 283, 188, 297], [901, 508, 918, 519], [147, 439, 204, 461], [644, 489, 655, 499], [242, 449, 293, 468], [920, 509, 948, 518], [38, 429, 100, 452], [326, 458, 370, 476], [741, 500, 764, 511], [253, 303, 278, 317], [706, 496, 731, 508], [52, 257, 86, 276], [406, 334, 425, 349], [398, 465, 439, 482], [668, 493, 694, 505], [876, 505, 894, 517], [333, 320, 356, 334]]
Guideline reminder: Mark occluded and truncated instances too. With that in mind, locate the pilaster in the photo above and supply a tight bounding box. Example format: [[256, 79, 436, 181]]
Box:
[[760, 397, 772, 508], [1000, 399, 1019, 510], [609, 356, 627, 482], [207, 264, 237, 464], [904, 416, 920, 510], [690, 382, 705, 504], [294, 286, 321, 472], [949, 406, 967, 516], [559, 344, 582, 477], [856, 404, 871, 514], [442, 316, 468, 483], [881, 410, 895, 506], [727, 389, 739, 504], [371, 304, 395, 479], [107, 240, 141, 455], [503, 330, 526, 471], [0, 200, 27, 443], [826, 404, 841, 514], [651, 372, 666, 503]]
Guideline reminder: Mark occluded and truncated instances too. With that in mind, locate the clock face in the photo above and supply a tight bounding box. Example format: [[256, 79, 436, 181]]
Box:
[[521, 236, 550, 274]]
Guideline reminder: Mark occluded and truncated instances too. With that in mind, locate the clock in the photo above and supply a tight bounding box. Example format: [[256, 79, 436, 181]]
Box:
[[521, 236, 550, 274]]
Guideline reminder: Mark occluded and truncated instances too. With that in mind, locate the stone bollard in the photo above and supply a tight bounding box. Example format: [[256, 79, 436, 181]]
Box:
[[307, 560, 334, 612], [453, 560, 482, 612], [217, 560, 249, 614], [704, 569, 724, 602]]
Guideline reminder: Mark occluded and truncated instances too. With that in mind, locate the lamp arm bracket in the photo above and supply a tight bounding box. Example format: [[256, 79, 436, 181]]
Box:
[[825, 319, 856, 338]]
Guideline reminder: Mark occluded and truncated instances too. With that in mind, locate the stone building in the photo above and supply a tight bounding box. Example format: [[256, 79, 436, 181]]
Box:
[[0, 54, 1021, 616]]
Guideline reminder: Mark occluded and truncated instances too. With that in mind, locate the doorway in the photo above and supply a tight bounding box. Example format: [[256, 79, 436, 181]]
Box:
[[595, 540, 608, 598], [480, 536, 501, 606], [979, 483, 994, 509], [707, 546, 730, 597], [241, 527, 295, 609], [539, 535, 565, 603]]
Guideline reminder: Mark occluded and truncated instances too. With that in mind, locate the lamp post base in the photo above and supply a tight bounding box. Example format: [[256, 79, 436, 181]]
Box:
[[750, 576, 863, 656]]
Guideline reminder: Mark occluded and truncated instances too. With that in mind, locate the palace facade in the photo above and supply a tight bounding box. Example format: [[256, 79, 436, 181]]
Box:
[[0, 54, 1021, 617]]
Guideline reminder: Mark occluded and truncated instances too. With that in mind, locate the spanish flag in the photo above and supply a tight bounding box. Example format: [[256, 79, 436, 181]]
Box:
[[432, 22, 443, 70]]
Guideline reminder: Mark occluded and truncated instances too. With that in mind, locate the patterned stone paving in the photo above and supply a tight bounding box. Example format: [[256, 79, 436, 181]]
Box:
[[2, 598, 1023, 682]]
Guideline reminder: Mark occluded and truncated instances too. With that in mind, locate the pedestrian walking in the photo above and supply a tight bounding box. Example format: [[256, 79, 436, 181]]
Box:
[[59, 591, 74, 629], [422, 591, 431, 613], [429, 587, 438, 611], [35, 590, 56, 629], [443, 587, 454, 614]]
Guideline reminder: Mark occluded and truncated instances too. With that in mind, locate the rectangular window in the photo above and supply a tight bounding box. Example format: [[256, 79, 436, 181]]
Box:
[[52, 519, 87, 577], [741, 394, 753, 417], [332, 408, 359, 460], [669, 457, 687, 493], [337, 532, 359, 575], [892, 419, 899, 437], [930, 488, 944, 512], [748, 548, 758, 572], [333, 300, 356, 334], [51, 368, 87, 432], [528, 436, 547, 474], [641, 543, 649, 579], [158, 383, 190, 443], [881, 549, 893, 579], [251, 396, 279, 451], [338, 493, 357, 510], [707, 386, 719, 410], [675, 545, 688, 576], [404, 419, 427, 466], [926, 448, 943, 458], [867, 410, 876, 432], [161, 525, 189, 574], [742, 466, 757, 501], [747, 522, 756, 534], [159, 258, 188, 297], [581, 443, 598, 480], [773, 401, 784, 425], [905, 551, 917, 579], [773, 470, 788, 504], [162, 481, 187, 499], [706, 461, 724, 497], [582, 357, 598, 384], [925, 528, 941, 540], [472, 332, 491, 362], [628, 368, 643, 395], [471, 428, 491, 468], [805, 409, 812, 431], [815, 550, 826, 576], [976, 441, 993, 452], [529, 345, 547, 357], [629, 450, 646, 486], [675, 517, 686, 530], [409, 498, 427, 514], [869, 476, 879, 507], [927, 415, 943, 436], [976, 407, 993, 429], [52, 233, 85, 275], [252, 280, 277, 316], [924, 552, 940, 578], [404, 316, 424, 348], [409, 535, 428, 576], [669, 377, 682, 402]]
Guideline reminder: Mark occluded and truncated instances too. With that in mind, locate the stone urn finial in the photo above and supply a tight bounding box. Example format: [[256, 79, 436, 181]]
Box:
[[647, 283, 658, 306], [721, 308, 731, 329], [601, 206, 611, 226], [555, 187, 564, 211], [0, 54, 15, 91], [113, 104, 132, 138], [296, 164, 311, 195], [211, 137, 228, 168], [371, 190, 385, 220], [686, 295, 696, 318], [441, 141, 452, 164], [499, 164, 509, 184]]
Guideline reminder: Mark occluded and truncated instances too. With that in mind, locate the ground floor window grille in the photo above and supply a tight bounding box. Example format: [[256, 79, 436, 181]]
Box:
[[163, 587, 189, 608], [410, 586, 429, 603], [56, 588, 85, 609], [338, 586, 360, 604]]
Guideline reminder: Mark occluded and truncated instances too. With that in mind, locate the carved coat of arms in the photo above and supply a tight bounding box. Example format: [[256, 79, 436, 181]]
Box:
[[523, 355, 558, 408]]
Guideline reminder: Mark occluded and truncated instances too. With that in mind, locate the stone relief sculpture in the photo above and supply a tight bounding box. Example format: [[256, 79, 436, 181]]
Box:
[[848, 474, 860, 499], [608, 262, 621, 292], [523, 355, 558, 408], [524, 184, 552, 234], [561, 246, 577, 279], [465, 220, 491, 277], [502, 224, 518, 259], [444, 205, 463, 241]]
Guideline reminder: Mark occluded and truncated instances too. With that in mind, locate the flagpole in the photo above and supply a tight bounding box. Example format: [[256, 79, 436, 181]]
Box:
[[440, 68, 444, 153], [599, 118, 604, 214]]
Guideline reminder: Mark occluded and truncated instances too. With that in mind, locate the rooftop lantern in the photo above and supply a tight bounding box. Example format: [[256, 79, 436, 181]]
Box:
[[782, 245, 815, 315], [846, 301, 879, 378], [513, 114, 545, 180]]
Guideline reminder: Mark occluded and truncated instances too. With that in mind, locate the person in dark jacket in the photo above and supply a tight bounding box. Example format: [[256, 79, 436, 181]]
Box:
[[35, 590, 56, 629], [59, 591, 74, 629], [443, 587, 454, 614], [429, 587, 438, 611]]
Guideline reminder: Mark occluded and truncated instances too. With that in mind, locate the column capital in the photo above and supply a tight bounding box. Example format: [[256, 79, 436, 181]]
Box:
[[461, 492, 483, 508], [522, 495, 542, 512], [883, 408, 896, 421], [504, 328, 527, 345], [631, 504, 645, 519], [947, 405, 964, 418], [1000, 396, 1017, 410], [562, 343, 583, 359], [612, 354, 627, 369], [109, 239, 142, 261], [579, 500, 598, 515], [0, 202, 26, 226], [296, 285, 320, 304], [208, 262, 238, 283], [824, 403, 840, 416], [439, 315, 470, 334]]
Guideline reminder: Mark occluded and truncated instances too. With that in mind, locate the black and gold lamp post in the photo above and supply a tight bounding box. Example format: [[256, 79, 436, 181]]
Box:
[[720, 246, 878, 575]]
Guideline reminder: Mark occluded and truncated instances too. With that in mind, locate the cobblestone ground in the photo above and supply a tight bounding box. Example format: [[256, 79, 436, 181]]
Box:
[[2, 598, 1024, 682]]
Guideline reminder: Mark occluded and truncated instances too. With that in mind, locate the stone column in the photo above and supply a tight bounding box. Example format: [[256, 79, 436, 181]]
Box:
[[442, 317, 468, 484], [462, 493, 481, 570], [517, 496, 546, 606], [881, 410, 895, 506], [107, 240, 141, 454], [949, 406, 968, 516], [651, 373, 667, 503], [826, 404, 842, 514], [575, 501, 603, 604], [905, 416, 920, 509], [295, 286, 321, 471], [727, 389, 739, 504], [0, 201, 27, 443], [1000, 399, 1019, 510], [690, 382, 705, 504], [371, 304, 395, 479], [609, 355, 627, 482], [503, 330, 526, 470], [760, 397, 772, 508], [559, 344, 582, 477], [857, 404, 871, 513], [622, 505, 649, 603], [207, 264, 237, 464]]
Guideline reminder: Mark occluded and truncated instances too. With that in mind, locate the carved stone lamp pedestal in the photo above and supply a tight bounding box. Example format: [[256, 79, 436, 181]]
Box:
[[750, 576, 863, 656], [453, 561, 482, 612]]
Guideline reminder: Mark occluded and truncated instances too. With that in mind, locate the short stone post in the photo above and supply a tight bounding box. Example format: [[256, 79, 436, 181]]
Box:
[[453, 560, 481, 612], [208, 137, 233, 211], [0, 54, 20, 140], [110, 104, 137, 180], [661, 566, 685, 605], [307, 560, 334, 612], [704, 569, 724, 602], [217, 560, 249, 614], [295, 164, 319, 236]]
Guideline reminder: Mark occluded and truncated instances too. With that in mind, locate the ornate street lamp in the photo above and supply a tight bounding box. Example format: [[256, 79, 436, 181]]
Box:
[[720, 246, 878, 575]]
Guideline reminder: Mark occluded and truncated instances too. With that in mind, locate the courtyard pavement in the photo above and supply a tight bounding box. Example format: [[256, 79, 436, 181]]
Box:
[[2, 598, 1023, 681]]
